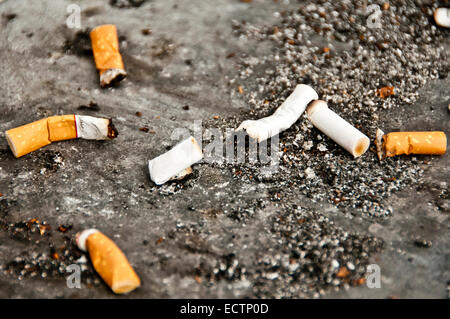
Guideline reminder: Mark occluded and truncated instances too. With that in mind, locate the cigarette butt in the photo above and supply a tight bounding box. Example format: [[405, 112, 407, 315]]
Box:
[[380, 131, 447, 158], [148, 136, 203, 185], [237, 84, 318, 143], [90, 25, 127, 87], [5, 115, 117, 158], [434, 8, 450, 28], [306, 100, 370, 158], [76, 229, 141, 294]]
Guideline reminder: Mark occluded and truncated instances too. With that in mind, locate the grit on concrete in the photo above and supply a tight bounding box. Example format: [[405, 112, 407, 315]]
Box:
[[0, 0, 448, 298]]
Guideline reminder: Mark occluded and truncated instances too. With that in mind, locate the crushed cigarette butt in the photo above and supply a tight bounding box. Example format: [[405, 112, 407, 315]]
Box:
[[237, 84, 318, 143], [5, 115, 117, 158], [434, 8, 450, 28], [306, 100, 370, 158], [148, 136, 203, 185], [76, 229, 141, 294], [90, 25, 127, 87], [375, 129, 447, 160]]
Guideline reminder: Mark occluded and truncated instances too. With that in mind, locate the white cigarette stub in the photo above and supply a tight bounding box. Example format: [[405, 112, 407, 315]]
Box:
[[148, 136, 203, 185], [307, 100, 370, 158], [237, 84, 319, 142], [434, 8, 450, 28]]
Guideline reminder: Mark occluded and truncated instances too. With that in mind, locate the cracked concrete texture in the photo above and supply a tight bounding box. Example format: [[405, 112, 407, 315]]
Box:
[[0, 0, 448, 298]]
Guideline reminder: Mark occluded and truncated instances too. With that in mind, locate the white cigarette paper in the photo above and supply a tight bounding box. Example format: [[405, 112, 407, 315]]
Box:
[[75, 115, 113, 140], [306, 100, 370, 158], [375, 128, 385, 161], [434, 8, 450, 28], [76, 228, 100, 252], [148, 136, 203, 185], [237, 84, 319, 142]]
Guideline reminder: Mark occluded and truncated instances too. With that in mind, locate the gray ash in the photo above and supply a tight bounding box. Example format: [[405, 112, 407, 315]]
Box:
[[31, 150, 64, 174], [217, 0, 448, 217], [165, 205, 382, 298], [250, 205, 383, 298], [1, 217, 98, 285], [63, 29, 92, 56]]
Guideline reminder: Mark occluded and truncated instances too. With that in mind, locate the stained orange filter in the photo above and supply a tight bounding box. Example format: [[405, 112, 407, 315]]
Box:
[[84, 231, 141, 294], [47, 115, 77, 142], [5, 116, 77, 158], [383, 131, 447, 157], [90, 25, 127, 87]]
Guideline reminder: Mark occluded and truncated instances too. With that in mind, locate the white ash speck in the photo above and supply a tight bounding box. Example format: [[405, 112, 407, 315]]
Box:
[[303, 140, 314, 150], [317, 143, 328, 152], [305, 167, 316, 179]]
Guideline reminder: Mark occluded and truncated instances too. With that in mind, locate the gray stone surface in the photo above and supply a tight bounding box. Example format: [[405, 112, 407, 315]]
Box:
[[0, 0, 448, 298]]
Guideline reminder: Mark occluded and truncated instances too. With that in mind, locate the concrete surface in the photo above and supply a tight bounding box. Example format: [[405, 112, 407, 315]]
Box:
[[0, 0, 448, 298]]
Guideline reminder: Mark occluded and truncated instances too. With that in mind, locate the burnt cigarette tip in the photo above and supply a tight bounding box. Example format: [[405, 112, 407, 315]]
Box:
[[354, 137, 370, 158], [190, 136, 203, 156], [306, 100, 327, 117], [100, 69, 127, 88], [107, 119, 119, 139]]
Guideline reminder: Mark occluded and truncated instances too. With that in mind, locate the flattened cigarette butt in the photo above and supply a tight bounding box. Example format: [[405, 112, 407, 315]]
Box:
[[375, 129, 447, 160], [76, 229, 141, 294], [148, 136, 203, 185], [307, 100, 370, 158], [237, 84, 318, 143], [434, 8, 450, 28], [90, 25, 127, 87], [5, 115, 118, 158]]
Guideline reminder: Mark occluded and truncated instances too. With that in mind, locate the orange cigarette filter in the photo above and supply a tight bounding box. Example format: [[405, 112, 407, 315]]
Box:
[[375, 129, 447, 159], [76, 229, 141, 294], [90, 25, 127, 87], [5, 115, 76, 158], [383, 131, 447, 157], [5, 115, 117, 158]]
